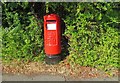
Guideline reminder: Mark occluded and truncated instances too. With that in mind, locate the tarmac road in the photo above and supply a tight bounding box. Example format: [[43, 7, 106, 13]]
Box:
[[2, 73, 119, 81]]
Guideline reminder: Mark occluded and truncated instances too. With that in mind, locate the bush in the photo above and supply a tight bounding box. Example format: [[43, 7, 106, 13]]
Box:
[[2, 2, 119, 71], [2, 2, 45, 63], [66, 3, 119, 70]]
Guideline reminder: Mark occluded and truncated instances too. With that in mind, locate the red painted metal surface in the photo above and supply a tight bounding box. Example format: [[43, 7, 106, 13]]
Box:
[[44, 14, 61, 55]]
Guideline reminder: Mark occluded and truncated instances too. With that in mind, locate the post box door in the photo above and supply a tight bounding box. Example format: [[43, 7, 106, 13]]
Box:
[[46, 20, 57, 46]]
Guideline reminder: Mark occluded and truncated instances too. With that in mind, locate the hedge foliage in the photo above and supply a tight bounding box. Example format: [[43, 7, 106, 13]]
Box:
[[2, 2, 120, 71], [2, 2, 45, 62]]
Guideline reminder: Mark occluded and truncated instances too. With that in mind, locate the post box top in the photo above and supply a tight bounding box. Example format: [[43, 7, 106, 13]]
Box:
[[45, 14, 59, 17], [44, 14, 60, 20]]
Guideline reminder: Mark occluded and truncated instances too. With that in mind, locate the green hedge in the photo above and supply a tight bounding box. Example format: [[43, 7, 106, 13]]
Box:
[[2, 2, 45, 62], [2, 2, 120, 71], [66, 3, 119, 70]]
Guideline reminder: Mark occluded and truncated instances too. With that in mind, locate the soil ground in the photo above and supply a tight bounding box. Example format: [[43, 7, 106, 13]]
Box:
[[1, 59, 120, 81]]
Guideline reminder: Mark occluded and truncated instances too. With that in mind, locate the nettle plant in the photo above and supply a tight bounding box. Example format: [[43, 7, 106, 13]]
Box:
[[2, 2, 45, 63]]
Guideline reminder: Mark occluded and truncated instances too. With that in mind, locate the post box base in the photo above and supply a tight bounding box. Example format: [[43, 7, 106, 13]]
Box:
[[45, 54, 61, 65]]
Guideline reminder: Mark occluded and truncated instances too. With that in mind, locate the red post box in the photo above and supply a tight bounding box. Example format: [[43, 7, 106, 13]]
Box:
[[44, 14, 61, 64]]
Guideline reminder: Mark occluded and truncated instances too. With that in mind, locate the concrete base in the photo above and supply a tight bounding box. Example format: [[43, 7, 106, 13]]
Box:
[[45, 54, 61, 65]]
